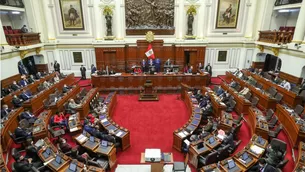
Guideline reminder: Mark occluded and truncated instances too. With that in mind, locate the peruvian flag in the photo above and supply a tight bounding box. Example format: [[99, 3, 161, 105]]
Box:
[[145, 44, 155, 59]]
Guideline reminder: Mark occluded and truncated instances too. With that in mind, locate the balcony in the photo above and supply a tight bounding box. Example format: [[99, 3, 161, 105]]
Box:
[[274, 0, 302, 6], [0, 0, 24, 8], [258, 27, 295, 44], [3, 26, 41, 46]]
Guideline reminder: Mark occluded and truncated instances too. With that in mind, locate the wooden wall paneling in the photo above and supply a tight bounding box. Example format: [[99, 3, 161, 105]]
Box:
[[175, 47, 185, 69], [1, 74, 21, 88], [35, 64, 49, 73], [279, 71, 303, 85], [95, 48, 104, 70], [251, 62, 265, 69]]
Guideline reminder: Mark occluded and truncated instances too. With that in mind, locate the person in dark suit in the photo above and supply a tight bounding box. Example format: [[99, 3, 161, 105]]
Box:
[[222, 131, 234, 147], [13, 151, 42, 172], [1, 87, 12, 97], [249, 158, 275, 172], [57, 138, 73, 153], [18, 62, 28, 75], [216, 87, 224, 96], [54, 60, 60, 73], [204, 119, 213, 132], [1, 104, 12, 118], [11, 81, 21, 91], [14, 126, 32, 140], [205, 63, 212, 76], [141, 59, 146, 73], [80, 65, 86, 80], [165, 59, 171, 66], [27, 75, 36, 84], [265, 145, 283, 166], [20, 90, 32, 101], [155, 58, 161, 73], [19, 78, 28, 87], [12, 95, 23, 108], [20, 109, 37, 124], [91, 64, 97, 74], [62, 84, 72, 93], [25, 140, 42, 163], [27, 60, 36, 75]]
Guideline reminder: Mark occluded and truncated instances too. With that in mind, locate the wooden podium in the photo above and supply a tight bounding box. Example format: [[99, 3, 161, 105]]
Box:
[[139, 80, 159, 101]]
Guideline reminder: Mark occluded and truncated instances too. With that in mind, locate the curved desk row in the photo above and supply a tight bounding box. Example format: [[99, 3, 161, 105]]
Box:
[[243, 70, 302, 108], [220, 82, 251, 115], [226, 71, 277, 111], [1, 73, 56, 108], [173, 88, 202, 152], [76, 88, 99, 120], [275, 104, 305, 148], [294, 142, 305, 171], [23, 73, 75, 114], [91, 73, 208, 93], [201, 86, 227, 118]]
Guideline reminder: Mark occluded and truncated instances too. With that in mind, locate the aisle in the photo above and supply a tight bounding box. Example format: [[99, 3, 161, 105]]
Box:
[[111, 95, 193, 170]]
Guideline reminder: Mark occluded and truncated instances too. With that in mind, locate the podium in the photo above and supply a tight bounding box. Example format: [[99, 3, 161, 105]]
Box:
[[139, 80, 159, 101]]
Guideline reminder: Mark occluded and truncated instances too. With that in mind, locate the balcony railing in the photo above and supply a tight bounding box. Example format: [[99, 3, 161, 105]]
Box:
[[5, 33, 41, 46], [274, 0, 302, 6], [0, 0, 24, 8], [258, 30, 294, 44]]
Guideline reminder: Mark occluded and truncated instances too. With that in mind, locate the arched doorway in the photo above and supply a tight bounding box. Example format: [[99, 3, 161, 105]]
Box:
[[263, 54, 282, 72]]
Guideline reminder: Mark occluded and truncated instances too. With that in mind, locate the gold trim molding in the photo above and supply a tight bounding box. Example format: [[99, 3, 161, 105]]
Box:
[[35, 47, 42, 55], [271, 47, 279, 56], [20, 50, 29, 59], [257, 45, 264, 52]]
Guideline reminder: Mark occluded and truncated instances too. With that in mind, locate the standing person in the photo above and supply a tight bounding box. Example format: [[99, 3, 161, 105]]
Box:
[[18, 62, 28, 75], [155, 58, 161, 73], [27, 60, 36, 75], [141, 59, 146, 73], [80, 65, 86, 80], [54, 61, 60, 73], [205, 63, 212, 77], [91, 64, 97, 74]]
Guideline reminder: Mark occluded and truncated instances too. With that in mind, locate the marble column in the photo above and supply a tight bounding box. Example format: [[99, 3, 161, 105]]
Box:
[[292, 1, 305, 43]]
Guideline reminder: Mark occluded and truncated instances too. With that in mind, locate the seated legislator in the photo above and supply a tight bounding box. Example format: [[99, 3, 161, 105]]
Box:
[[221, 131, 234, 147], [257, 69, 264, 76], [198, 62, 204, 71], [2, 87, 12, 97], [239, 87, 250, 96], [12, 95, 24, 108], [188, 66, 193, 73], [233, 68, 240, 76], [70, 147, 92, 164], [57, 138, 73, 153], [42, 80, 51, 89], [11, 81, 21, 91], [62, 84, 72, 93], [165, 59, 171, 66], [53, 74, 60, 83], [219, 92, 231, 106], [216, 87, 225, 96], [68, 99, 81, 110], [20, 109, 37, 124], [19, 77, 28, 87], [25, 140, 43, 164], [1, 104, 12, 118], [13, 152, 42, 172], [280, 80, 291, 91], [248, 158, 275, 172], [35, 72, 42, 79], [14, 124, 32, 140], [53, 112, 68, 127], [20, 90, 33, 101], [273, 76, 281, 84], [183, 65, 189, 73], [229, 79, 238, 88], [27, 75, 36, 84], [91, 64, 97, 74]]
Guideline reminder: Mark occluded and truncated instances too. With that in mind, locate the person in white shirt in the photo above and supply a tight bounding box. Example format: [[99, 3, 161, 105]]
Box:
[[280, 80, 291, 91], [239, 87, 250, 96], [54, 74, 60, 83]]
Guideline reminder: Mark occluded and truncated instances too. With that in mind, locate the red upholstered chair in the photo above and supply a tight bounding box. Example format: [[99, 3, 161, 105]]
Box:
[[7, 26, 12, 30], [2, 26, 7, 31]]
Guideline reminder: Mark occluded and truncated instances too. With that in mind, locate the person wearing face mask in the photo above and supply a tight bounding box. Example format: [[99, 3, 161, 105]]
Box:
[[1, 104, 12, 118], [249, 158, 275, 172], [12, 95, 24, 108], [11, 81, 21, 91]]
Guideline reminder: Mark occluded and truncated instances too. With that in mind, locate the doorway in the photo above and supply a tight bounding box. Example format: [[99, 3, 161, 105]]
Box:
[[18, 56, 37, 75], [263, 54, 281, 72], [184, 51, 197, 69]]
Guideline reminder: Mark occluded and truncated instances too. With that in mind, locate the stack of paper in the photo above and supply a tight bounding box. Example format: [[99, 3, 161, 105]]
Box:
[[184, 139, 190, 146], [178, 132, 186, 138], [116, 131, 123, 137], [101, 118, 108, 123], [250, 145, 264, 154], [76, 134, 88, 143]]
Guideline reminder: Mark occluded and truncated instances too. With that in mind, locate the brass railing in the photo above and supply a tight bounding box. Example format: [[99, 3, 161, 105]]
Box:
[[5, 33, 41, 46], [258, 30, 294, 44]]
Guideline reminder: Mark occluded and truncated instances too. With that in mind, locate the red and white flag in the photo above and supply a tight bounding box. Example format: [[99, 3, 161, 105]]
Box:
[[145, 44, 155, 59]]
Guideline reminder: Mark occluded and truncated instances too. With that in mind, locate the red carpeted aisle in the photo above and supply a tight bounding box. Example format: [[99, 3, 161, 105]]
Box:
[[111, 94, 196, 171]]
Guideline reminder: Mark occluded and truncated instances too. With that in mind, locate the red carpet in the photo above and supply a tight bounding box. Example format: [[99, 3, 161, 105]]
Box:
[[111, 94, 196, 171]]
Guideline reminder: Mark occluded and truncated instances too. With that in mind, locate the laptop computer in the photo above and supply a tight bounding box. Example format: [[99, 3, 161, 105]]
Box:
[[257, 136, 265, 145], [228, 159, 236, 169], [101, 140, 108, 147], [209, 137, 215, 144], [242, 152, 249, 161], [55, 155, 62, 164], [89, 136, 95, 143], [43, 147, 51, 159], [197, 142, 204, 149], [69, 163, 77, 172]]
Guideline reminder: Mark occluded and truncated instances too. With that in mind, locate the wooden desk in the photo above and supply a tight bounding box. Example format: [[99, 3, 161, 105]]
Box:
[[0, 107, 24, 152], [173, 89, 202, 152], [22, 73, 75, 114], [202, 86, 227, 118], [1, 73, 56, 108], [246, 71, 302, 108], [219, 117, 233, 132], [294, 142, 305, 171], [233, 149, 257, 169], [140, 152, 174, 163], [219, 157, 245, 172], [49, 85, 81, 114], [0, 145, 9, 172], [205, 135, 221, 150], [189, 141, 211, 168], [76, 88, 98, 120], [226, 72, 277, 111], [95, 144, 117, 168], [91, 73, 208, 93], [248, 107, 269, 140], [221, 82, 251, 115], [33, 110, 52, 141], [48, 154, 70, 172], [200, 163, 221, 172], [275, 104, 305, 148]]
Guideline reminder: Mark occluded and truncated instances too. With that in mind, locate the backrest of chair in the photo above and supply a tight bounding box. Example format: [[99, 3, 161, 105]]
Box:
[[294, 105, 304, 115], [275, 93, 283, 102], [270, 138, 287, 153], [235, 123, 242, 133], [19, 119, 30, 129], [256, 83, 263, 89], [205, 151, 218, 165], [270, 116, 278, 124], [251, 96, 259, 107], [245, 92, 252, 100], [266, 109, 274, 117], [218, 145, 230, 160], [275, 124, 283, 133]]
